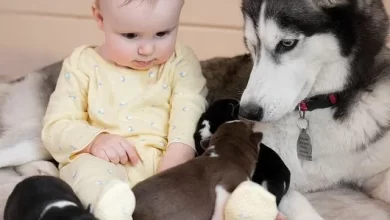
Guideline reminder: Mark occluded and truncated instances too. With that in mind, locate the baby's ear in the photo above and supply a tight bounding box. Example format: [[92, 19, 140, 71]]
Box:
[[250, 132, 263, 146]]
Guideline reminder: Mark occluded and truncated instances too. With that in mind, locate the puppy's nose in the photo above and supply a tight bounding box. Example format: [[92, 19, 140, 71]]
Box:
[[238, 104, 263, 121]]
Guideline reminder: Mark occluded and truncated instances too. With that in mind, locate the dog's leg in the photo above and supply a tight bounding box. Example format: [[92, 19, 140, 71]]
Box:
[[279, 190, 324, 220], [0, 138, 51, 168], [361, 168, 390, 204], [211, 185, 231, 220]]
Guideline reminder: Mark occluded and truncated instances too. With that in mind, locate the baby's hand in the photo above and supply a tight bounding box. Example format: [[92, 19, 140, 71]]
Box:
[[88, 133, 140, 165]]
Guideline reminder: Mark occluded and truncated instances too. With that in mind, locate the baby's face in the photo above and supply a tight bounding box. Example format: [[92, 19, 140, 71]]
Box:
[[95, 0, 184, 70]]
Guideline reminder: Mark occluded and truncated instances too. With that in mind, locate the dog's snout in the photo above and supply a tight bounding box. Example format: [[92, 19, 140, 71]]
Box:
[[238, 104, 263, 121]]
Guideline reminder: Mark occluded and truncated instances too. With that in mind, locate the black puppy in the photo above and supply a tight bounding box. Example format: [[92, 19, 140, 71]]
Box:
[[4, 175, 97, 220], [194, 98, 239, 154], [194, 98, 290, 205], [252, 143, 290, 205]]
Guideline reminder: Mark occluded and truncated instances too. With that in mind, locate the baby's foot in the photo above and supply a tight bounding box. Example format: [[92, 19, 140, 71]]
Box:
[[276, 212, 287, 220], [94, 180, 135, 220]]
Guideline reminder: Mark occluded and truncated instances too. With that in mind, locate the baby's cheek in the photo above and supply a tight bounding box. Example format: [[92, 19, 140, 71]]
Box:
[[156, 38, 176, 63], [106, 35, 136, 63], [113, 43, 135, 60]]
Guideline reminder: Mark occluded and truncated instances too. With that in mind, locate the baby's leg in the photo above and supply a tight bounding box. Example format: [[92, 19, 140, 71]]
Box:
[[224, 181, 279, 220], [60, 154, 135, 220]]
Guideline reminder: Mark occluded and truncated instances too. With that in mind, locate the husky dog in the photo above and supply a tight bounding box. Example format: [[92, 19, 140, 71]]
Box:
[[0, 62, 61, 169], [239, 0, 390, 219]]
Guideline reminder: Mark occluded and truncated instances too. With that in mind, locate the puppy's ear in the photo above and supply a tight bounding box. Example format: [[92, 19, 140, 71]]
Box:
[[200, 138, 210, 149], [250, 132, 263, 146]]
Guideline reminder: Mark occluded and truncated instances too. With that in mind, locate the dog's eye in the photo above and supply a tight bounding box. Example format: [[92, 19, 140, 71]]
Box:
[[276, 39, 299, 53], [282, 39, 297, 47]]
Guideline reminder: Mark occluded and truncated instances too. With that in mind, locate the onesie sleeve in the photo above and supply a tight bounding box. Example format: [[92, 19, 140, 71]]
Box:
[[41, 51, 105, 165], [168, 46, 208, 150]]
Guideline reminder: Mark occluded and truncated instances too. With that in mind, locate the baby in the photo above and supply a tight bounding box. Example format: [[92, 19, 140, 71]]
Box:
[[42, 0, 207, 220], [42, 0, 281, 220]]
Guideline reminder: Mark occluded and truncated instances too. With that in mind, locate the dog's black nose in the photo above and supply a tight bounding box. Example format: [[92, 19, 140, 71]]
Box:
[[238, 104, 263, 121]]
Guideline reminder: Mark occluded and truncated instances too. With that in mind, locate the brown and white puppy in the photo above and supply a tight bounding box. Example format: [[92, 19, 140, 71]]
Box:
[[132, 120, 262, 220]]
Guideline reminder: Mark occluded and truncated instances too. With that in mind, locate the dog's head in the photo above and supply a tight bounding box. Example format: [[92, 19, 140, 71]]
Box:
[[239, 0, 389, 122], [194, 99, 240, 155], [201, 121, 263, 164]]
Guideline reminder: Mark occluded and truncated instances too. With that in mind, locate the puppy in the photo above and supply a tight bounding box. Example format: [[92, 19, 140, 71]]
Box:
[[194, 98, 239, 154], [4, 175, 96, 220], [253, 144, 290, 205], [194, 98, 290, 206], [132, 121, 263, 220]]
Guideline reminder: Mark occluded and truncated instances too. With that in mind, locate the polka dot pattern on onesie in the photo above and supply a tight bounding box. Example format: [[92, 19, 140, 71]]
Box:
[[98, 109, 105, 115], [179, 72, 187, 77], [72, 170, 78, 179], [148, 71, 155, 78], [120, 101, 128, 107]]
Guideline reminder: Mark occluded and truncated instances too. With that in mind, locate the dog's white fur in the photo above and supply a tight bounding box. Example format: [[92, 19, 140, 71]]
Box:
[[0, 73, 51, 168], [39, 200, 77, 219], [241, 1, 390, 220], [199, 120, 212, 140], [211, 185, 231, 220]]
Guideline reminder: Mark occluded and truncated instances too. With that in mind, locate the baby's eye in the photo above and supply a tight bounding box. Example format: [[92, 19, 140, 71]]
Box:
[[122, 33, 138, 39], [156, 31, 170, 38]]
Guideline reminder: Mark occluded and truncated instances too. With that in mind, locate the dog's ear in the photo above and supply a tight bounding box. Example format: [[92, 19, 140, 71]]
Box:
[[250, 132, 263, 146], [313, 0, 350, 8], [200, 138, 210, 149]]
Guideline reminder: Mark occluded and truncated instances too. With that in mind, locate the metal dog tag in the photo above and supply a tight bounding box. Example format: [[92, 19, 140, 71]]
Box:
[[297, 129, 312, 161]]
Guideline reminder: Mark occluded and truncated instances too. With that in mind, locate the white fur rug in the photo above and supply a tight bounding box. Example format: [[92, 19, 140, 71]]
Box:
[[308, 188, 390, 220]]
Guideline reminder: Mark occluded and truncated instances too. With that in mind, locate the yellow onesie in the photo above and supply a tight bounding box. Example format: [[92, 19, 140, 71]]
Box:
[[41, 43, 208, 219]]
